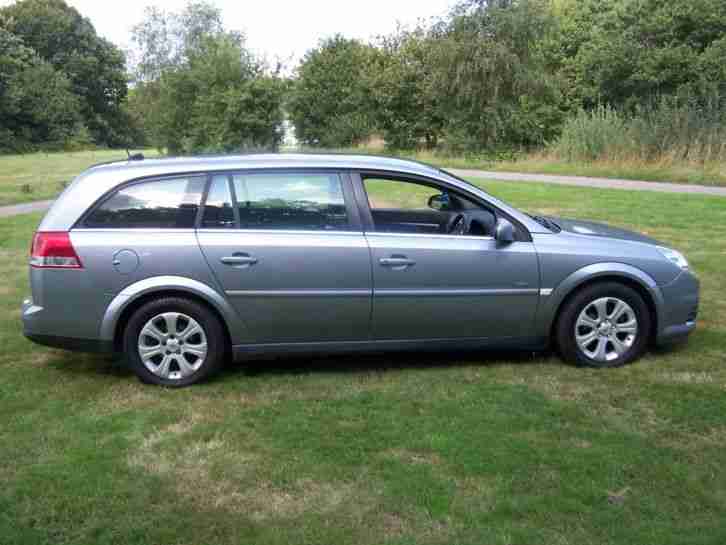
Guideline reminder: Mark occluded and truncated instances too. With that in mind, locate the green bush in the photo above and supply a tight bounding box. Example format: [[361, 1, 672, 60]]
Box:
[[553, 105, 630, 161], [553, 93, 726, 163]]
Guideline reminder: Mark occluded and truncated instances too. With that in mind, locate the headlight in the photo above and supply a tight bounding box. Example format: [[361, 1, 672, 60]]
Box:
[[657, 246, 689, 270]]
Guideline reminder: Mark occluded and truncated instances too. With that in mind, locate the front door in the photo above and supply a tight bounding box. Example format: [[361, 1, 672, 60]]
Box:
[[358, 174, 540, 341], [197, 171, 371, 344]]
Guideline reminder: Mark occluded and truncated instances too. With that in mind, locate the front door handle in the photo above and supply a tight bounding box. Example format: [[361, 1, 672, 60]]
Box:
[[379, 256, 416, 269], [220, 253, 258, 267]]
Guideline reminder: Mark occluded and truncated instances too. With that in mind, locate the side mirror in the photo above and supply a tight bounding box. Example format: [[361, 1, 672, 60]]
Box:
[[495, 218, 515, 245], [427, 193, 449, 211]]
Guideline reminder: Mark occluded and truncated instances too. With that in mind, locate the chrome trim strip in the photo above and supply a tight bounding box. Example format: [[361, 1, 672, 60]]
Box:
[[197, 229, 363, 236], [374, 288, 538, 297], [539, 288, 553, 296], [72, 228, 196, 233], [366, 232, 494, 241], [226, 289, 371, 298]]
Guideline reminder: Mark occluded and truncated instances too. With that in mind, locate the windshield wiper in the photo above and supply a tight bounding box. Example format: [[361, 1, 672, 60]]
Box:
[[529, 214, 561, 233]]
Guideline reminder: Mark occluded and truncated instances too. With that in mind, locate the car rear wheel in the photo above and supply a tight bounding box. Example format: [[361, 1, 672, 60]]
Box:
[[556, 282, 651, 368], [123, 297, 226, 386]]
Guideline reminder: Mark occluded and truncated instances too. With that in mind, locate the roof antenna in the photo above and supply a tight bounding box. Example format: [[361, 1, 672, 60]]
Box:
[[126, 148, 145, 161]]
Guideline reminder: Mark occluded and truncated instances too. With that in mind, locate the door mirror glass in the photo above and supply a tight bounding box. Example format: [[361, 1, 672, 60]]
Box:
[[495, 217, 515, 244], [427, 193, 450, 211]]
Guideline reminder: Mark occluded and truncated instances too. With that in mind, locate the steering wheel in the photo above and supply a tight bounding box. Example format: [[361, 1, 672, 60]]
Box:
[[446, 213, 468, 236]]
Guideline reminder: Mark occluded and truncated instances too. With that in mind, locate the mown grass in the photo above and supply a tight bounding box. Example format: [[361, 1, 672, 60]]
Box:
[[0, 149, 159, 206], [1, 180, 726, 544], [3, 148, 726, 210], [306, 145, 726, 187]]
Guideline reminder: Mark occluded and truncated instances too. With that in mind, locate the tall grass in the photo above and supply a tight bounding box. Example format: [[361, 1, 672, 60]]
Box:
[[554, 94, 726, 164]]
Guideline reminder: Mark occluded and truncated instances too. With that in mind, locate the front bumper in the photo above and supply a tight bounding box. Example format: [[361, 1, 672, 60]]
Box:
[[22, 297, 113, 353], [656, 270, 700, 346]]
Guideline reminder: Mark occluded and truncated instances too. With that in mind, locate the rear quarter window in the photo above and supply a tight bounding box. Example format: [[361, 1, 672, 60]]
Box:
[[84, 176, 205, 228]]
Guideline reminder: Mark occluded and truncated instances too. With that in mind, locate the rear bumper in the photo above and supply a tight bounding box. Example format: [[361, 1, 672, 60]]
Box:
[[22, 297, 113, 354], [24, 333, 114, 353], [656, 270, 700, 346]]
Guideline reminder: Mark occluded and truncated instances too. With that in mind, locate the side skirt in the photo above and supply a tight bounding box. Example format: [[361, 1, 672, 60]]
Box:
[[232, 336, 547, 361]]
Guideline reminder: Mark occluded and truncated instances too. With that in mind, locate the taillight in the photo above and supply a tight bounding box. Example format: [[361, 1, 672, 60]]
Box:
[[30, 231, 83, 269]]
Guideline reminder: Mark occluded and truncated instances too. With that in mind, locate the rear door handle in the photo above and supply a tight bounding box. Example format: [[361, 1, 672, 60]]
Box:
[[220, 253, 258, 267], [379, 256, 416, 269]]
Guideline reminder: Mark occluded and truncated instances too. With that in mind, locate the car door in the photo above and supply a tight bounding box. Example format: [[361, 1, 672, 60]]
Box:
[[196, 170, 372, 344], [354, 173, 540, 341]]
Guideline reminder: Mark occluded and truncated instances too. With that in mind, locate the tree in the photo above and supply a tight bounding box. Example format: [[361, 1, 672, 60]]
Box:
[[288, 36, 377, 148], [1, 0, 129, 146], [369, 28, 446, 150], [129, 1, 229, 83], [430, 0, 567, 150], [128, 3, 284, 154], [551, 0, 726, 109], [0, 17, 84, 152]]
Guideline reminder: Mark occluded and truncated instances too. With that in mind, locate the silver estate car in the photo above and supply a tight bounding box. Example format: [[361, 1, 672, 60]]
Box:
[[22, 154, 699, 386]]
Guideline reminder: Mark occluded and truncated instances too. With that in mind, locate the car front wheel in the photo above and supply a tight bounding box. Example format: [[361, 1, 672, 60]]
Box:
[[124, 296, 226, 386], [556, 282, 651, 368]]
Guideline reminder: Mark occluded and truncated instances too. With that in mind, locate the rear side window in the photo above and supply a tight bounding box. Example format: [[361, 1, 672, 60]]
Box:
[[84, 177, 205, 228], [231, 173, 349, 231]]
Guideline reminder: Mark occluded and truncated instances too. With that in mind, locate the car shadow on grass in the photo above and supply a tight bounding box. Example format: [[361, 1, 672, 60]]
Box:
[[230, 348, 560, 379], [38, 346, 560, 386], [43, 341, 691, 385]]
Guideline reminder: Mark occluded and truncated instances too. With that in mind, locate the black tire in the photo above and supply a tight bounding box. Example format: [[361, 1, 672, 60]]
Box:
[[123, 296, 227, 387], [556, 282, 651, 368]]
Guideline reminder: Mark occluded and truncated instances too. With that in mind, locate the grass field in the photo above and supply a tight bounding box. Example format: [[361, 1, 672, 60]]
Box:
[[2, 148, 725, 208], [0, 149, 159, 206], [1, 178, 726, 544], [311, 146, 726, 187]]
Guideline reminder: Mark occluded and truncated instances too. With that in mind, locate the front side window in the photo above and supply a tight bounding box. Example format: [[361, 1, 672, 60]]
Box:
[[85, 176, 205, 228], [232, 173, 349, 231], [362, 176, 496, 237]]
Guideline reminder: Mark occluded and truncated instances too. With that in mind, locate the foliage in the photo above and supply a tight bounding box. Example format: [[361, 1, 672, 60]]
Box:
[[128, 2, 283, 154], [288, 35, 378, 148], [290, 0, 726, 158], [552, 0, 726, 109], [129, 1, 229, 83], [555, 91, 726, 164], [368, 28, 446, 150], [3, 0, 726, 159], [1, 0, 130, 147], [0, 17, 85, 153], [432, 0, 568, 151]]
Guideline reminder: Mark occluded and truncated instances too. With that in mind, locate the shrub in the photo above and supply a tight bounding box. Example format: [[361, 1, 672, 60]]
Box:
[[553, 92, 726, 164]]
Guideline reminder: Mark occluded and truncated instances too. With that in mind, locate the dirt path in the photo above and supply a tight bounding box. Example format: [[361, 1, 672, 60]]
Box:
[[0, 199, 54, 218]]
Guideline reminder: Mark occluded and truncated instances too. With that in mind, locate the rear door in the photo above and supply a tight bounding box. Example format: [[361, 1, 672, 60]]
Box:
[[354, 173, 540, 341], [196, 170, 372, 344]]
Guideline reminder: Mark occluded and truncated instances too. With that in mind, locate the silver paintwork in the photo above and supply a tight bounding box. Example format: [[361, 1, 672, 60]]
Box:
[[575, 297, 638, 362], [99, 275, 250, 344], [21, 153, 699, 364], [138, 312, 208, 380]]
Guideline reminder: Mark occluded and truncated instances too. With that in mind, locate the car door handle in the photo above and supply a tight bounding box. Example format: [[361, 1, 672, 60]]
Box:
[[220, 254, 258, 267], [379, 256, 416, 269]]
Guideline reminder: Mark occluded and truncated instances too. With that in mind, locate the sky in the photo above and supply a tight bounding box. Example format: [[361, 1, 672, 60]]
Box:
[[1, 0, 458, 67]]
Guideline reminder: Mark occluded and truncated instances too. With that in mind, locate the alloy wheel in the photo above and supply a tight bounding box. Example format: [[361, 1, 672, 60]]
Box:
[[574, 297, 638, 363], [137, 312, 208, 380]]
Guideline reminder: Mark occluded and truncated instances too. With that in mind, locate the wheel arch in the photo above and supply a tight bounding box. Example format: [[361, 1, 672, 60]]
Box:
[[541, 264, 664, 346], [100, 276, 248, 351]]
